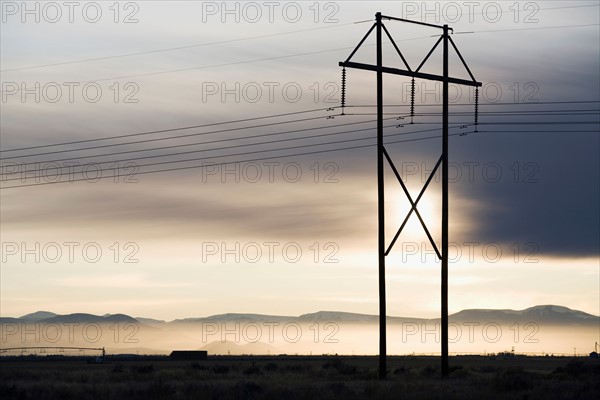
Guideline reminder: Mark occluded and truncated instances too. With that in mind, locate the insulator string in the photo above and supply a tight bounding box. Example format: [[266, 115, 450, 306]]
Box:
[[410, 78, 416, 124], [341, 67, 347, 115], [474, 87, 480, 132]]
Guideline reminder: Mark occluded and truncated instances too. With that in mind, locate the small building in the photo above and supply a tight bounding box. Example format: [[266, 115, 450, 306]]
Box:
[[169, 350, 208, 360]]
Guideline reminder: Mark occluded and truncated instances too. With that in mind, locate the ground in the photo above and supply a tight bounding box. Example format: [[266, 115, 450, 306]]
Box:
[[1, 355, 598, 399]]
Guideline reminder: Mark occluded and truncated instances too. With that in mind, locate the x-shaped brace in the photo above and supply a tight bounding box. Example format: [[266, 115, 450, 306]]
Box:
[[383, 147, 442, 260]]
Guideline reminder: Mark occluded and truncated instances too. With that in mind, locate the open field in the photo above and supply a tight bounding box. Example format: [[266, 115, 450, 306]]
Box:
[[1, 355, 598, 400]]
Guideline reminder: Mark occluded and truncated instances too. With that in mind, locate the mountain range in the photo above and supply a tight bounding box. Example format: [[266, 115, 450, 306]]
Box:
[[2, 305, 598, 326]]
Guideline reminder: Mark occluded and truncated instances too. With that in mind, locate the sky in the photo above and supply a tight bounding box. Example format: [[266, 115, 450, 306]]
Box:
[[0, 0, 599, 321]]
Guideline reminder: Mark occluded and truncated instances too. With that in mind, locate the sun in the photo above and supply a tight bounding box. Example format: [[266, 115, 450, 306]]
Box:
[[388, 189, 441, 247]]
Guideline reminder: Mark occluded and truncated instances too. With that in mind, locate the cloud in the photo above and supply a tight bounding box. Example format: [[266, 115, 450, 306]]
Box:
[[453, 131, 599, 258]]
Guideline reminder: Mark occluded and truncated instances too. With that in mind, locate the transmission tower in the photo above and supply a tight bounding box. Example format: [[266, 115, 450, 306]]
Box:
[[339, 12, 482, 379]]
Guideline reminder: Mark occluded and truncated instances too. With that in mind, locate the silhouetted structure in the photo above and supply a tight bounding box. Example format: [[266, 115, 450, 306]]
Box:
[[339, 12, 481, 379], [169, 350, 208, 360]]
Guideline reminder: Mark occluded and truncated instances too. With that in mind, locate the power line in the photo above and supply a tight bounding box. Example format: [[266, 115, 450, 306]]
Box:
[[3, 3, 596, 73], [1, 123, 468, 180], [1, 117, 396, 169], [435, 2, 600, 22], [3, 119, 596, 186], [7, 110, 597, 173], [479, 121, 599, 125], [348, 101, 600, 107], [0, 107, 336, 153], [1, 46, 361, 88], [1, 127, 478, 189], [4, 117, 593, 163], [477, 130, 599, 134], [345, 111, 599, 116], [413, 110, 600, 116], [10, 126, 479, 180], [5, 97, 597, 177], [455, 23, 599, 35], [2, 112, 597, 176], [3, 23, 597, 91], [0, 23, 359, 73], [3, 119, 596, 189], [3, 101, 596, 157], [0, 114, 337, 160]]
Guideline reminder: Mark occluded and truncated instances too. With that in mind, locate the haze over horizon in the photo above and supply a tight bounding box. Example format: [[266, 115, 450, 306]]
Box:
[[2, 304, 597, 356], [1, 1, 599, 324]]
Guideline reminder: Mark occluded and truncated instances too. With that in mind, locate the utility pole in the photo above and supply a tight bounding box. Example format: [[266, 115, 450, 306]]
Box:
[[339, 13, 482, 379], [375, 12, 386, 380], [441, 23, 450, 378]]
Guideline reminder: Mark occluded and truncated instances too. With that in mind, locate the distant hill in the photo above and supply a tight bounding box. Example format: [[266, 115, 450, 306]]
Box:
[[173, 313, 296, 324], [298, 311, 379, 323], [0, 317, 21, 324], [20, 311, 58, 321], [39, 313, 138, 324], [448, 305, 598, 326]]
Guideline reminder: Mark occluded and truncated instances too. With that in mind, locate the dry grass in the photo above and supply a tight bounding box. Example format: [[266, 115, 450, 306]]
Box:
[[1, 355, 598, 400]]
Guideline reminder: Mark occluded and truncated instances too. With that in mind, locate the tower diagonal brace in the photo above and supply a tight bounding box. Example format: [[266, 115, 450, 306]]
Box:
[[416, 35, 443, 73], [381, 24, 412, 71], [383, 149, 443, 259], [345, 23, 377, 63]]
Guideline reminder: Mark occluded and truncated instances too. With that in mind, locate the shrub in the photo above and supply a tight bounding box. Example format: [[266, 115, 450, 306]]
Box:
[[264, 362, 278, 372], [244, 364, 262, 375], [494, 368, 534, 392], [211, 365, 230, 374], [131, 364, 154, 374]]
